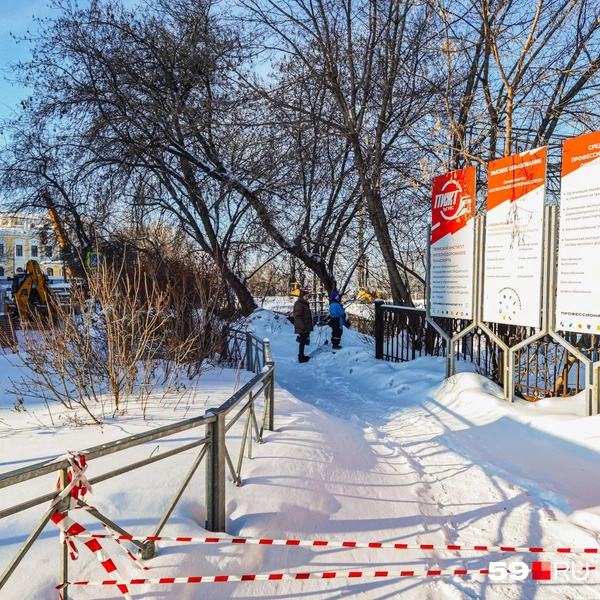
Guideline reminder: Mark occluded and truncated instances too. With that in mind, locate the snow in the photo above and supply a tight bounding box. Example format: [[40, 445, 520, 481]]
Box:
[[2, 307, 600, 598]]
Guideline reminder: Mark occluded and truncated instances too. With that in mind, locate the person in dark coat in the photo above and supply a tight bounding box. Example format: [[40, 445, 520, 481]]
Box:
[[293, 289, 313, 363], [328, 291, 346, 350]]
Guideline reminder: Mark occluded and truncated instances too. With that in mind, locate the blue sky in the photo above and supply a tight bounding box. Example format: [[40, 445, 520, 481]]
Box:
[[0, 1, 54, 120]]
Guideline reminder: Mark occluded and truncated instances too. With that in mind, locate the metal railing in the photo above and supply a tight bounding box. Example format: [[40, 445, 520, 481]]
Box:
[[374, 301, 598, 400], [0, 331, 275, 598], [0, 314, 16, 348]]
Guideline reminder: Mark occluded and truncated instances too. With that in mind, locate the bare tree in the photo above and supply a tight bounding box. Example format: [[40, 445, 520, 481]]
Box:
[[0, 118, 114, 276], [1, 0, 260, 312], [239, 0, 442, 305], [247, 67, 365, 293], [433, 0, 600, 169], [2, 0, 367, 307]]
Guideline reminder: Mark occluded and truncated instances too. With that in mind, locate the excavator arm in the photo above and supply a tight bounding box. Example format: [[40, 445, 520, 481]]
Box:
[[44, 191, 88, 280], [5, 260, 53, 321]]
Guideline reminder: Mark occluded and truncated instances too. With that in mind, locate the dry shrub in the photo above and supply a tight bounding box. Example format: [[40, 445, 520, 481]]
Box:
[[8, 255, 235, 424]]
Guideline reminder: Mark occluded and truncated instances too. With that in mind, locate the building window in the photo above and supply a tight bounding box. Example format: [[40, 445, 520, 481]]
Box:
[[16, 244, 23, 257], [46, 267, 54, 276], [0, 243, 4, 258], [31, 245, 38, 258], [45, 245, 53, 258], [16, 267, 23, 273], [0, 267, 4, 276]]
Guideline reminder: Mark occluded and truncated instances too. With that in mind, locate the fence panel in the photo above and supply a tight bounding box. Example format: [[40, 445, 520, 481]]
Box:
[[374, 303, 599, 400]]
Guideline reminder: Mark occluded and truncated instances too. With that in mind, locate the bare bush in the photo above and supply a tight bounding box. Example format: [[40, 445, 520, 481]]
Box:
[[8, 258, 231, 423]]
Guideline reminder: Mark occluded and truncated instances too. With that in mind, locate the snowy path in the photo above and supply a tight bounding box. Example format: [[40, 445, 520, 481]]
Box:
[[251, 310, 600, 599]]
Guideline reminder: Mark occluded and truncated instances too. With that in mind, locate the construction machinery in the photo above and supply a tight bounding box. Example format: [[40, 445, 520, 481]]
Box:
[[45, 192, 88, 280], [288, 282, 301, 296], [4, 260, 54, 321], [357, 287, 385, 303]]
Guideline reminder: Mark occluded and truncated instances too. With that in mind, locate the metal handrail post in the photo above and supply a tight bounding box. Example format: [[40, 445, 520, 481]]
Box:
[[205, 409, 226, 532], [267, 369, 275, 431], [59, 468, 69, 600], [245, 331, 253, 372], [264, 340, 275, 432], [374, 299, 384, 360]]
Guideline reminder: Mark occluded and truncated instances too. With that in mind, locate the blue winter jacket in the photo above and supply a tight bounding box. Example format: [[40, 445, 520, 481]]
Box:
[[329, 300, 345, 328]]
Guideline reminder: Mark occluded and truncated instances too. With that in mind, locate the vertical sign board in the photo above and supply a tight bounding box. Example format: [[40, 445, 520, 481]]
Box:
[[430, 166, 475, 318], [482, 147, 547, 327], [86, 251, 105, 271], [555, 131, 600, 333]]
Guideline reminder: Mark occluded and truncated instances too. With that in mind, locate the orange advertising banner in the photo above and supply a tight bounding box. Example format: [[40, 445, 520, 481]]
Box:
[[561, 130, 600, 177], [487, 147, 547, 212], [555, 130, 600, 333], [482, 147, 547, 327], [431, 166, 475, 245], [429, 166, 476, 318]]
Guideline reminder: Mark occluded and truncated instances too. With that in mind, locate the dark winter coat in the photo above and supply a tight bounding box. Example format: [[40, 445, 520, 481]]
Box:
[[293, 297, 314, 334]]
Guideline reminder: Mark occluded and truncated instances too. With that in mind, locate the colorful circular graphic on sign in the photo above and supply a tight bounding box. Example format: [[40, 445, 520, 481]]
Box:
[[498, 287, 521, 321]]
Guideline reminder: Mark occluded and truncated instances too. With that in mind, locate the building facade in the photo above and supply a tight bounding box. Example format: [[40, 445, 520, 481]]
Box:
[[0, 212, 64, 277]]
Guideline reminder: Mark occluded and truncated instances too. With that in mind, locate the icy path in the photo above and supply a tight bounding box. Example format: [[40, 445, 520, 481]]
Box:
[[250, 310, 600, 599]]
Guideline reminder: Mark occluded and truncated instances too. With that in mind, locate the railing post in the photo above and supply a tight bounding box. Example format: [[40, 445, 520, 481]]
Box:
[[268, 369, 275, 431], [205, 411, 226, 532], [374, 299, 384, 360], [58, 468, 69, 600], [263, 340, 275, 431], [245, 331, 253, 372]]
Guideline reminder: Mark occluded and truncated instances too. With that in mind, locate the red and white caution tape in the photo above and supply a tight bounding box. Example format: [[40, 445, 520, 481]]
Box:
[[70, 533, 600, 555], [51, 511, 132, 600], [48, 451, 600, 599], [75, 505, 149, 571], [50, 452, 132, 600], [105, 528, 149, 572], [49, 451, 93, 509], [60, 567, 494, 587], [61, 564, 594, 588]]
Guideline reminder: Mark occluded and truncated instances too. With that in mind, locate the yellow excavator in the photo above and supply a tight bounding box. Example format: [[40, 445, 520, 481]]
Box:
[[4, 260, 54, 322], [357, 287, 385, 303]]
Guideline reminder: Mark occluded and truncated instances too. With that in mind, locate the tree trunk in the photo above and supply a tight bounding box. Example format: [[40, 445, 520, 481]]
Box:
[[364, 187, 413, 306], [223, 268, 257, 316]]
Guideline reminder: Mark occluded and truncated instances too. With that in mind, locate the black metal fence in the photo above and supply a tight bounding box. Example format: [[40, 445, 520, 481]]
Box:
[[0, 314, 16, 348], [374, 302, 599, 399]]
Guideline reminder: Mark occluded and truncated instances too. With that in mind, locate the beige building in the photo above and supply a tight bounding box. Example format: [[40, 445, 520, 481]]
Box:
[[0, 212, 64, 277]]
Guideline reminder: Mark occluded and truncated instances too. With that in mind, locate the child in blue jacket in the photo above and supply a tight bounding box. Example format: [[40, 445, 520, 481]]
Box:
[[329, 292, 346, 350]]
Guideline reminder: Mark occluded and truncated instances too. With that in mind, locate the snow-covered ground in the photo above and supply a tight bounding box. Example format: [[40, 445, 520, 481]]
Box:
[[1, 308, 600, 599]]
